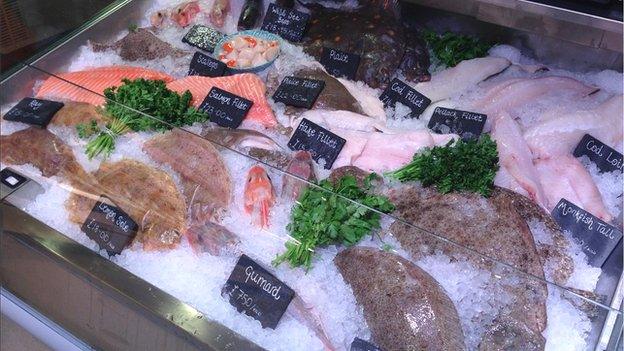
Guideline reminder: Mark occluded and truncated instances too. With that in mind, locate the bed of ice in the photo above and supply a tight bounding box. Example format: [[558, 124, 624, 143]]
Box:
[[2, 2, 623, 350]]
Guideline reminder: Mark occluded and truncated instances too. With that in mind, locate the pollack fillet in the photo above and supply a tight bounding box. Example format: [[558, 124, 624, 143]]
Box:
[[535, 155, 613, 221], [414, 57, 511, 102], [525, 95, 624, 159], [491, 112, 548, 211]]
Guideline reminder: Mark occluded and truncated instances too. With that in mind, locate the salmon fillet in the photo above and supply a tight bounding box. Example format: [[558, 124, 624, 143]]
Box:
[[166, 74, 278, 128], [36, 66, 174, 106]]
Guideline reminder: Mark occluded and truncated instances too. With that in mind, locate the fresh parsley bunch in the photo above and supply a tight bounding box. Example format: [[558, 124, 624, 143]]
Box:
[[273, 174, 395, 271], [77, 78, 208, 159], [423, 30, 492, 68], [387, 135, 499, 197]]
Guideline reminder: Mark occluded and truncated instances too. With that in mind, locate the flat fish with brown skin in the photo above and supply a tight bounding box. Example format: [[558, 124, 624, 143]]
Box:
[[281, 151, 316, 199], [335, 247, 466, 351], [92, 28, 187, 61], [185, 221, 240, 256], [50, 101, 108, 127], [388, 185, 548, 350], [67, 159, 187, 251], [267, 67, 366, 116], [143, 129, 232, 222]]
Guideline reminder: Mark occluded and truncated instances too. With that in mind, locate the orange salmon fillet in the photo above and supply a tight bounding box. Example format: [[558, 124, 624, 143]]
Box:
[[36, 66, 174, 106], [167, 74, 278, 128]]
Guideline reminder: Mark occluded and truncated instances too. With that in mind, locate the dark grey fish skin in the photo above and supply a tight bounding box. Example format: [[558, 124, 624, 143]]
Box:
[[92, 28, 186, 61], [335, 247, 466, 351], [301, 1, 430, 88], [388, 185, 549, 350]]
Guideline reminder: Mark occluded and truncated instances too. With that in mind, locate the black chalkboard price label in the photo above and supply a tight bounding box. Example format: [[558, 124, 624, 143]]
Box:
[[320, 47, 361, 80], [199, 87, 253, 129], [573, 134, 623, 173], [0, 168, 28, 190], [288, 118, 346, 169], [81, 196, 138, 255], [379, 78, 431, 118], [350, 337, 382, 351], [261, 4, 310, 42], [188, 51, 227, 77], [221, 254, 295, 329], [273, 76, 325, 109], [3, 97, 64, 128], [428, 107, 487, 139], [551, 198, 623, 267]]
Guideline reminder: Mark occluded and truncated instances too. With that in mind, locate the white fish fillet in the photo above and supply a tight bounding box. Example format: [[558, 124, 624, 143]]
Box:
[[525, 95, 624, 159], [414, 57, 511, 102], [470, 76, 598, 131], [330, 129, 457, 172], [491, 112, 548, 210], [494, 166, 530, 197], [337, 78, 386, 121], [293, 110, 387, 133], [535, 155, 613, 221]]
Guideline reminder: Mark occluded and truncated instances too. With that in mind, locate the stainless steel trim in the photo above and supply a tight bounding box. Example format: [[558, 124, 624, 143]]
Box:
[[405, 0, 623, 52], [1, 202, 264, 351]]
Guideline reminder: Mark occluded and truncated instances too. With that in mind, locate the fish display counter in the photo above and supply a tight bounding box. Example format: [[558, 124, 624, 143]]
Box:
[[0, 0, 622, 350]]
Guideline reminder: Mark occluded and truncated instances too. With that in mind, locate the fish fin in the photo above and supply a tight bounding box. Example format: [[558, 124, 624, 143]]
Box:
[[260, 200, 270, 228]]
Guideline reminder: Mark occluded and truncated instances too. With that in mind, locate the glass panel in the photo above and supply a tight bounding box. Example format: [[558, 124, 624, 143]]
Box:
[[1, 66, 621, 351]]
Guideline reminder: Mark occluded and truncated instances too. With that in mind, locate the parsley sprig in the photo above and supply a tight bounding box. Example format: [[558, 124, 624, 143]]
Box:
[[386, 135, 499, 197], [77, 78, 208, 159], [273, 174, 395, 271], [423, 30, 492, 68]]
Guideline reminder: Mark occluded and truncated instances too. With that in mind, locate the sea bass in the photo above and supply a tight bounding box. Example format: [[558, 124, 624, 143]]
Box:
[[167, 74, 278, 128], [335, 247, 466, 351], [36, 66, 174, 105]]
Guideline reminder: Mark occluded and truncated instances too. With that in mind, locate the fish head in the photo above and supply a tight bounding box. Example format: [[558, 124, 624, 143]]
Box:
[[246, 165, 272, 189]]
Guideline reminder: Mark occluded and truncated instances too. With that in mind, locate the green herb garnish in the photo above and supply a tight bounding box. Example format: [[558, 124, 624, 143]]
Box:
[[386, 135, 499, 197], [423, 30, 492, 68], [76, 119, 99, 139], [83, 78, 208, 159], [273, 174, 395, 271], [128, 24, 138, 32]]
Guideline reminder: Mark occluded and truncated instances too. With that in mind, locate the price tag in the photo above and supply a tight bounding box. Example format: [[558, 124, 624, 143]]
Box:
[[379, 78, 431, 118], [199, 87, 253, 129], [0, 168, 28, 189], [182, 24, 224, 53], [288, 118, 345, 169], [273, 76, 325, 109], [551, 198, 623, 267], [350, 338, 382, 351], [3, 98, 64, 128], [221, 254, 295, 329], [428, 107, 487, 139], [573, 134, 623, 173], [188, 52, 227, 77], [261, 4, 310, 42], [320, 47, 361, 80], [81, 196, 138, 255]]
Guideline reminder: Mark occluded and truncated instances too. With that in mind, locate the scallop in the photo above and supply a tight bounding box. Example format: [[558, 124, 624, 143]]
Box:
[[232, 36, 247, 50], [237, 58, 252, 68], [264, 46, 279, 61], [251, 54, 268, 67], [238, 48, 255, 61]]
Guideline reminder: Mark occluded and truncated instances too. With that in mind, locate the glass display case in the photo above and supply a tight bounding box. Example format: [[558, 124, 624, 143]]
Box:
[[1, 0, 622, 350]]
